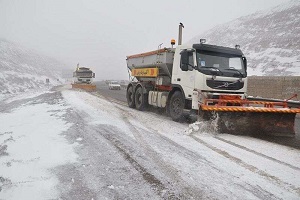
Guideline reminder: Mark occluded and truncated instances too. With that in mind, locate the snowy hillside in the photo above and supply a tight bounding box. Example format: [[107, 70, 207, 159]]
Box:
[[190, 0, 300, 76], [0, 39, 67, 96]]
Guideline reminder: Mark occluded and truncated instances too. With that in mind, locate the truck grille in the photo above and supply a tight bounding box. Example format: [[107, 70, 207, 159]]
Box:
[[206, 80, 244, 90]]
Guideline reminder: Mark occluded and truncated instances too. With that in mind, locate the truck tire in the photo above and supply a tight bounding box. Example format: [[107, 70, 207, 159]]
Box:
[[127, 85, 135, 108], [169, 91, 184, 122], [135, 87, 148, 111]]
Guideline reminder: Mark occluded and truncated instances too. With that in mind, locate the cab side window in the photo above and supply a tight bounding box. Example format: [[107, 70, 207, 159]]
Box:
[[180, 51, 194, 71]]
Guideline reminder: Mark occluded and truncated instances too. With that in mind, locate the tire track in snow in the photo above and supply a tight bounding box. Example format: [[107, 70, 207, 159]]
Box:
[[90, 93, 189, 199], [214, 136, 300, 171], [106, 96, 283, 199], [120, 111, 287, 199], [61, 106, 159, 199], [93, 92, 127, 107], [113, 107, 206, 199], [117, 110, 285, 199], [92, 91, 300, 198], [91, 91, 294, 199], [114, 107, 285, 199], [190, 135, 300, 195], [98, 127, 177, 199]]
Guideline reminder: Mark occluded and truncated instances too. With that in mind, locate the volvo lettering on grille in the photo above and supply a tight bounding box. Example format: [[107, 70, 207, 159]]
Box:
[[216, 81, 234, 89], [206, 80, 244, 90]]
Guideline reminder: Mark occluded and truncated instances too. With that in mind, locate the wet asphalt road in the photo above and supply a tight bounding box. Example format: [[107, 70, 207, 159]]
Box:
[[94, 81, 126, 103], [94, 81, 300, 149]]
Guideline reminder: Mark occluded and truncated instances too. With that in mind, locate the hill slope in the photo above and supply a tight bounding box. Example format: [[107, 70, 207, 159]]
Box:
[[0, 39, 67, 95], [190, 0, 300, 76]]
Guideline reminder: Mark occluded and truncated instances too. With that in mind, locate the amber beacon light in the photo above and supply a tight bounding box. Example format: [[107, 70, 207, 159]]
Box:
[[171, 39, 176, 48]]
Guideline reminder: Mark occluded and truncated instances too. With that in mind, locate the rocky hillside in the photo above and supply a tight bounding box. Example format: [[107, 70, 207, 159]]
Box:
[[0, 39, 67, 95], [190, 0, 300, 76]]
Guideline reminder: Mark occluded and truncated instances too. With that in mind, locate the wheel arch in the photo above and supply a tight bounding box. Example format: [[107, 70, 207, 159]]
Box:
[[135, 82, 153, 94], [168, 84, 192, 109], [168, 84, 185, 102], [127, 82, 136, 91]]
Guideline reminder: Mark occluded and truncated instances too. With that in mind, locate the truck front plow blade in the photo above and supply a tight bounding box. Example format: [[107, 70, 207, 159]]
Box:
[[71, 83, 96, 92], [211, 111, 296, 137], [200, 100, 300, 137]]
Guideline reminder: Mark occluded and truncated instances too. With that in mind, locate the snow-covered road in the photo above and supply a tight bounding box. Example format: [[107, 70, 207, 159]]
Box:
[[1, 86, 300, 199]]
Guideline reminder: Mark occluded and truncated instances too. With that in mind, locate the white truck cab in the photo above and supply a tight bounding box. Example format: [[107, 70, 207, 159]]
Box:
[[172, 43, 247, 109]]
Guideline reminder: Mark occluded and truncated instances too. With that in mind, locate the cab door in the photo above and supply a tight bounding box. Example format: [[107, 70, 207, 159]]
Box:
[[173, 49, 196, 99]]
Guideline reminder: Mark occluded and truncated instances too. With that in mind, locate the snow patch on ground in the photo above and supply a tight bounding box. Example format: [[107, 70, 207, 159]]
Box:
[[217, 134, 300, 168], [0, 101, 78, 199], [62, 90, 134, 139], [2, 88, 54, 104], [185, 119, 219, 135]]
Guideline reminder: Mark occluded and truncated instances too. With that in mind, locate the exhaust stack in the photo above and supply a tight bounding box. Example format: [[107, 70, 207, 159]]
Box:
[[178, 23, 184, 45]]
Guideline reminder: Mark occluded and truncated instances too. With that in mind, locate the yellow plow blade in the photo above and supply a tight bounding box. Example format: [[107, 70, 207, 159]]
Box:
[[71, 83, 96, 92]]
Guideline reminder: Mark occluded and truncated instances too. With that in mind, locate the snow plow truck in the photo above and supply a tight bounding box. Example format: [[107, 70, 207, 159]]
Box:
[[72, 64, 96, 91], [126, 23, 300, 136]]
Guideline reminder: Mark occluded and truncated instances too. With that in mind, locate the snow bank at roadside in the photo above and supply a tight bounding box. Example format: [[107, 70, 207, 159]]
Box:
[[0, 99, 78, 199], [1, 88, 54, 104]]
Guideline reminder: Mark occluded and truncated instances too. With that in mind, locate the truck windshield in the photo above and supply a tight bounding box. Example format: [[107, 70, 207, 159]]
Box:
[[196, 51, 246, 78], [76, 72, 93, 78]]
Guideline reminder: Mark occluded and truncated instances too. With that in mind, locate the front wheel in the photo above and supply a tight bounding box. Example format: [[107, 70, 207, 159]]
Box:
[[127, 85, 135, 108], [168, 91, 185, 122]]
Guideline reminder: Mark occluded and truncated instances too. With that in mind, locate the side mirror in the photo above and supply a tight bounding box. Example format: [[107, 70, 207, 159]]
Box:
[[93, 73, 95, 78], [180, 50, 189, 71]]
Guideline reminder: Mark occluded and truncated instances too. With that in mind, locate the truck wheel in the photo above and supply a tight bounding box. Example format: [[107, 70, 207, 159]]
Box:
[[135, 87, 148, 111], [169, 91, 184, 122], [127, 85, 135, 108]]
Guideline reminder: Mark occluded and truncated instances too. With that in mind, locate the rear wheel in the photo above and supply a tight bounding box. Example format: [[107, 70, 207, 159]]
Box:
[[169, 91, 185, 121], [127, 85, 135, 108], [135, 87, 148, 111]]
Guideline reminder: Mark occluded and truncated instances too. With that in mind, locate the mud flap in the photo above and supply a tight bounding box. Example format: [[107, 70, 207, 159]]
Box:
[[207, 111, 296, 137]]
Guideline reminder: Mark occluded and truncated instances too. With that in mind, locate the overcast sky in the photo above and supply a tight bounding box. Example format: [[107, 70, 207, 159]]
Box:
[[0, 0, 291, 80]]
